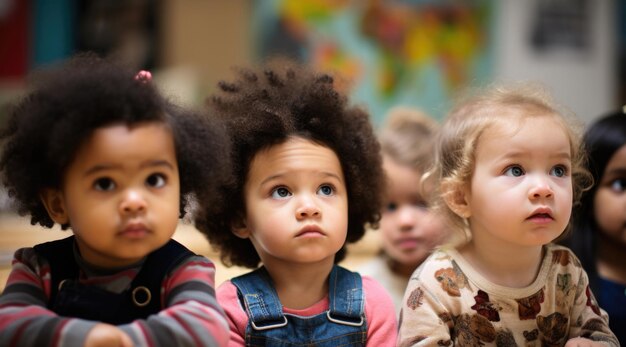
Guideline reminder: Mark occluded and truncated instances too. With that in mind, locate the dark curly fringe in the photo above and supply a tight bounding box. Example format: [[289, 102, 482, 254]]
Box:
[[198, 58, 384, 269], [0, 52, 230, 230]]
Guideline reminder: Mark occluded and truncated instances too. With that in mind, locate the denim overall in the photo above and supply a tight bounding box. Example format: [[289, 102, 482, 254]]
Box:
[[231, 265, 367, 346], [34, 236, 193, 324]]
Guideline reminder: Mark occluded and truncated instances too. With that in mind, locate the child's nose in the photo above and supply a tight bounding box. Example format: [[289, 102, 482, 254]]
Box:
[[296, 196, 321, 220], [528, 178, 554, 200], [397, 206, 418, 230], [120, 190, 147, 214]]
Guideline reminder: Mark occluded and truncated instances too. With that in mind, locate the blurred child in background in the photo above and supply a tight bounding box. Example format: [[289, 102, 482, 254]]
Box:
[[358, 107, 447, 316], [566, 110, 626, 345]]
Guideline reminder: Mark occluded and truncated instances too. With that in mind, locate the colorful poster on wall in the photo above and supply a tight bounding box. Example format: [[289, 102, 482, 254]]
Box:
[[253, 0, 495, 124]]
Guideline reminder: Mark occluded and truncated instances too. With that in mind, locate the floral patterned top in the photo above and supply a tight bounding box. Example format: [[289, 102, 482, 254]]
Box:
[[397, 244, 618, 347]]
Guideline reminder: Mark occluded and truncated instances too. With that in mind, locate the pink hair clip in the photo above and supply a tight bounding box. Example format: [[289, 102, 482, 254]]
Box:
[[134, 70, 152, 83]]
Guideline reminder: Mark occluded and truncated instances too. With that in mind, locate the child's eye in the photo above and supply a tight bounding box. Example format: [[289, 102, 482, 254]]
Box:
[[318, 184, 334, 196], [146, 173, 166, 188], [271, 187, 292, 199], [550, 165, 568, 177], [503, 165, 524, 177], [610, 178, 626, 193], [385, 202, 398, 212], [94, 177, 115, 191]]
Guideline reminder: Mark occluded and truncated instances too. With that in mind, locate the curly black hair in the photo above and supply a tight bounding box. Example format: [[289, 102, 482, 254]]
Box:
[[0, 52, 229, 229], [197, 59, 384, 269]]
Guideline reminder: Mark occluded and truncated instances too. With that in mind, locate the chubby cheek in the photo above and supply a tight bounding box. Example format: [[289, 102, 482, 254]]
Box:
[[161, 208, 180, 236], [245, 214, 279, 244], [379, 215, 398, 242], [422, 216, 448, 245], [67, 200, 114, 231], [594, 190, 625, 239]]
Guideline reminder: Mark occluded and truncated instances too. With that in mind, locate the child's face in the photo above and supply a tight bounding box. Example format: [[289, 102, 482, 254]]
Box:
[[43, 122, 180, 268], [593, 144, 626, 247], [462, 115, 573, 248], [380, 156, 446, 268], [235, 137, 348, 269]]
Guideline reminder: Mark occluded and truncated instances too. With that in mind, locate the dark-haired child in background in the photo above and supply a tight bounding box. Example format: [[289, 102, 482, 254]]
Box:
[[0, 54, 229, 347], [198, 59, 397, 346], [566, 111, 626, 345]]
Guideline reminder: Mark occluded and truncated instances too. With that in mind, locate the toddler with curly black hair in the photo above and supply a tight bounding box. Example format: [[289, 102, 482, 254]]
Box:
[[197, 59, 398, 346], [0, 53, 229, 347]]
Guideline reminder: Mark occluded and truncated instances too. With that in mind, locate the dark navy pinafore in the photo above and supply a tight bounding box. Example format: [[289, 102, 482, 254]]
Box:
[[34, 235, 193, 324]]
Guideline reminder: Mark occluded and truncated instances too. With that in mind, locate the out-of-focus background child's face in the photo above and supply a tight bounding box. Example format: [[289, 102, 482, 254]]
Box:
[[379, 156, 447, 268], [593, 144, 626, 247]]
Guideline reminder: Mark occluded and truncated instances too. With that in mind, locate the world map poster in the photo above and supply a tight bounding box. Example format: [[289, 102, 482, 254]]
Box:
[[253, 0, 495, 124]]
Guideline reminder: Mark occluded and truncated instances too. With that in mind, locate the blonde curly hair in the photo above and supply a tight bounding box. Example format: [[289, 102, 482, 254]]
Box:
[[428, 82, 591, 244]]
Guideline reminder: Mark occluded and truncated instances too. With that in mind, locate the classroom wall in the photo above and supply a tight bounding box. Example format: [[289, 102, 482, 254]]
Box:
[[156, 0, 618, 124], [493, 0, 616, 123], [0, 1, 619, 123]]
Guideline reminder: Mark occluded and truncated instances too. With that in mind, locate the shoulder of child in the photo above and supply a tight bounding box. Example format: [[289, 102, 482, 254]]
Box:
[[2, 246, 52, 300], [216, 280, 246, 319], [216, 279, 238, 302], [362, 275, 396, 313], [543, 243, 585, 271], [361, 275, 398, 344]]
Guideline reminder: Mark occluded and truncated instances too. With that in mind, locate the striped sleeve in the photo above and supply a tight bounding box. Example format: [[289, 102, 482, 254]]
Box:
[[0, 247, 96, 347], [118, 255, 230, 347]]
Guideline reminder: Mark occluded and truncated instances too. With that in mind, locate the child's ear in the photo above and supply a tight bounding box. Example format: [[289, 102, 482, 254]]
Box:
[[231, 217, 250, 239], [39, 188, 69, 224], [441, 181, 471, 219]]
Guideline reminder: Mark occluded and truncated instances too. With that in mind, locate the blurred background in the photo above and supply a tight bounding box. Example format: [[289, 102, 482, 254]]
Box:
[[0, 0, 624, 286]]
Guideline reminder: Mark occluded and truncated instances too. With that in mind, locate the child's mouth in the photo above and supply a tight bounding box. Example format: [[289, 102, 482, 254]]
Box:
[[527, 213, 553, 223], [296, 225, 325, 238], [119, 223, 150, 238]]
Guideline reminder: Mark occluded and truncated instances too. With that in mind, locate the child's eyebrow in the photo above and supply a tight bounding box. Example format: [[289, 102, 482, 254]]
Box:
[[318, 172, 344, 182], [497, 151, 571, 161], [83, 160, 175, 176], [604, 167, 626, 176], [551, 152, 572, 160], [141, 160, 176, 170], [260, 172, 343, 186]]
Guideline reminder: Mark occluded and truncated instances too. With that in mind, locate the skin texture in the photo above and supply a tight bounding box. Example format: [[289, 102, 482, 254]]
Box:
[[233, 137, 348, 308], [84, 323, 133, 347], [380, 156, 446, 277], [563, 337, 607, 347], [451, 115, 573, 288], [40, 122, 180, 268]]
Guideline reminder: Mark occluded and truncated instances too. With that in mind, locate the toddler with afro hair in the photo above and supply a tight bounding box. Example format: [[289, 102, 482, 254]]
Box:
[[198, 59, 397, 345]]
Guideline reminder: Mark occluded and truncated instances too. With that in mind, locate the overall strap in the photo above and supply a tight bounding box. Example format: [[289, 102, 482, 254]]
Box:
[[126, 239, 195, 313], [34, 236, 79, 307], [231, 267, 287, 331], [327, 265, 365, 326]]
